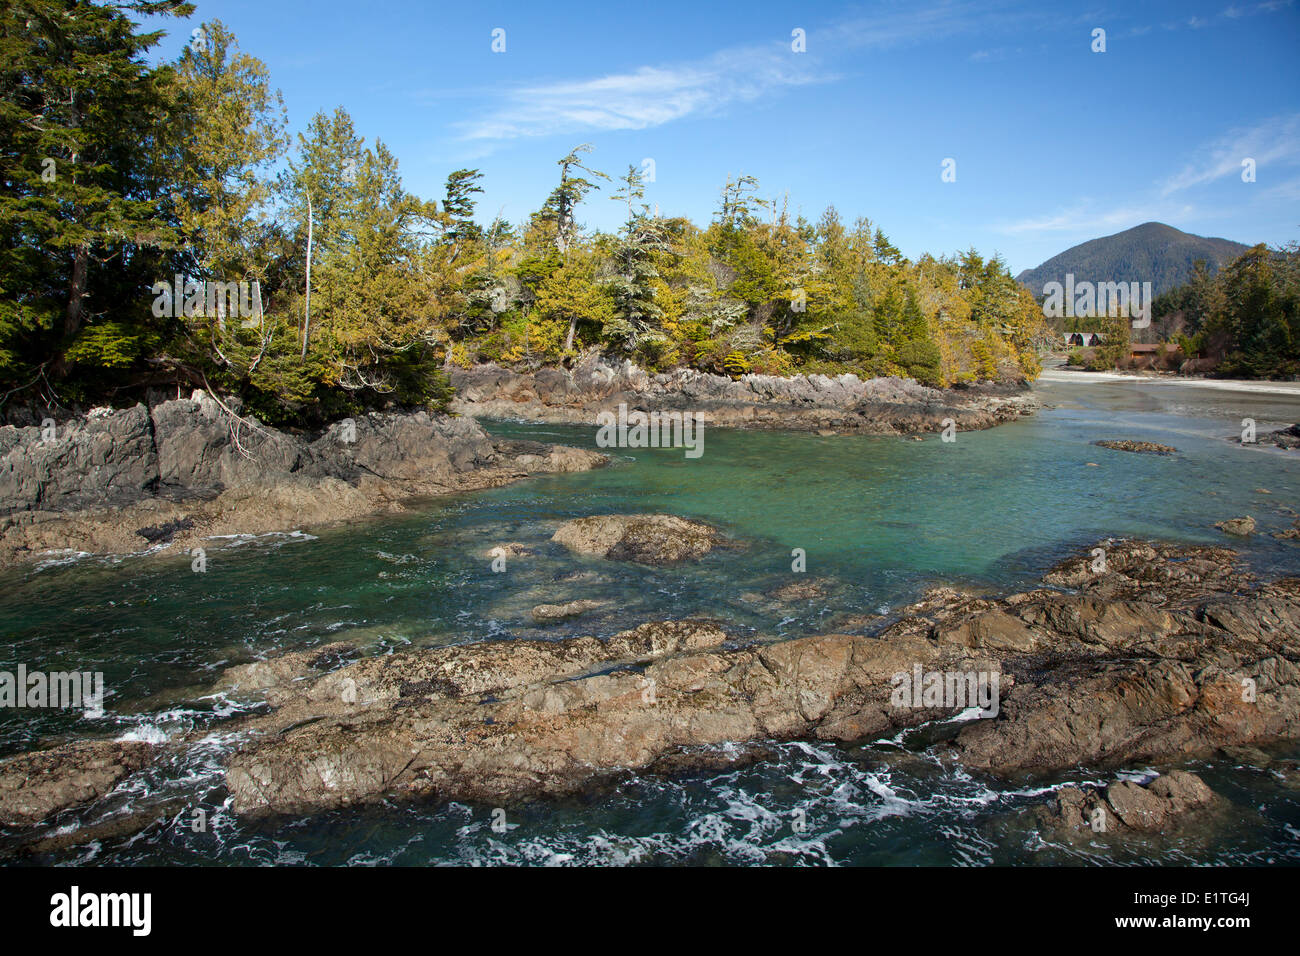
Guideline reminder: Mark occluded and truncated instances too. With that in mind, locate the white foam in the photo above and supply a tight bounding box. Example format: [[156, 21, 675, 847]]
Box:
[[116, 725, 170, 744], [33, 550, 92, 571]]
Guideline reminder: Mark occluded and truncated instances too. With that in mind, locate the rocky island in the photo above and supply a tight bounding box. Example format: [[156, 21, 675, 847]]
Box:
[[448, 359, 1037, 434]]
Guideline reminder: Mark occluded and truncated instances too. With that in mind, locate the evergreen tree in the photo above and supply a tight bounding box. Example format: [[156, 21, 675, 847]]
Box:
[[604, 165, 672, 355], [442, 168, 483, 252], [283, 109, 446, 409], [0, 0, 191, 391], [163, 19, 292, 402]]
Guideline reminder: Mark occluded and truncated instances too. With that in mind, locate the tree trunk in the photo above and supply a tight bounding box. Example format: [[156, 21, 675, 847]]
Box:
[[52, 242, 90, 378], [564, 314, 577, 353], [301, 192, 313, 359]]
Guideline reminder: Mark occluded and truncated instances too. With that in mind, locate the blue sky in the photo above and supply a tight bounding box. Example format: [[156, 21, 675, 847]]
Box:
[[147, 0, 1300, 274]]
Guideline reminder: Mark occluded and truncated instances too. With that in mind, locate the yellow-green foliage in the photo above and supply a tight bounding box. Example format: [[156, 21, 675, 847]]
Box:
[[0, 7, 1051, 419]]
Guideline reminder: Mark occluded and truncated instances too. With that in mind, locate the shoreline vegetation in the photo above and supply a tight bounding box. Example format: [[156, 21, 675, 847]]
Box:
[[1056, 241, 1300, 379], [3, 8, 1047, 436]]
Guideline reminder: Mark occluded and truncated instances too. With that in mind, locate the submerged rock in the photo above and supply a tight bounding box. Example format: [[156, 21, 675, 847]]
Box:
[[486, 542, 533, 559], [531, 599, 609, 623], [551, 513, 731, 565], [1093, 440, 1177, 455], [1038, 771, 1217, 836], [816, 612, 885, 634], [1218, 744, 1274, 765], [1215, 515, 1256, 536], [767, 578, 832, 603]]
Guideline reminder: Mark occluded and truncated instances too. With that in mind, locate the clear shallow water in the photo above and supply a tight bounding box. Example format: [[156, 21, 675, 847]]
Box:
[[2, 374, 1299, 865]]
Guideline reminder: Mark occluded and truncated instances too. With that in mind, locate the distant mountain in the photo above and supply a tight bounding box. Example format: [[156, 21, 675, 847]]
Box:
[[1016, 222, 1253, 298]]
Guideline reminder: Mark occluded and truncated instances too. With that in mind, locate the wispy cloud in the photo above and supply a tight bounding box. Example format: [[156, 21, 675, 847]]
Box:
[[454, 1, 1005, 143], [996, 113, 1300, 239], [1160, 112, 1300, 195], [1259, 175, 1300, 202], [996, 199, 1200, 236], [455, 48, 825, 142], [1122, 0, 1293, 37]]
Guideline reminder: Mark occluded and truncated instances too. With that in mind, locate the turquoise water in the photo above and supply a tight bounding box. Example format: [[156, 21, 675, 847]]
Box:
[[2, 373, 1299, 865]]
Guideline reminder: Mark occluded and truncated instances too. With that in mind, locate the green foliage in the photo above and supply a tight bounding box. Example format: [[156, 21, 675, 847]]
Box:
[[722, 350, 751, 376], [1209, 245, 1300, 378], [1, 10, 1073, 420], [63, 322, 143, 369], [0, 0, 192, 389], [603, 165, 673, 356], [1153, 243, 1299, 379], [442, 169, 484, 246]]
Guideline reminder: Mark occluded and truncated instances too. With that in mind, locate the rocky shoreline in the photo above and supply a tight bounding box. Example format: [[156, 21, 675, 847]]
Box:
[[448, 359, 1038, 434], [0, 391, 607, 570], [3, 367, 1296, 860], [3, 536, 1297, 855], [0, 362, 1039, 570]]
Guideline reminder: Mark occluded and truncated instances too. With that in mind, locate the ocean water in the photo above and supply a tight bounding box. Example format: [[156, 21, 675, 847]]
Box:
[[2, 371, 1299, 866]]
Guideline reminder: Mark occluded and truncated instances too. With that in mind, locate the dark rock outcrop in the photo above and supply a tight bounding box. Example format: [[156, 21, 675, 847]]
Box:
[[0, 404, 158, 513], [448, 359, 1036, 434], [150, 394, 314, 492], [0, 395, 607, 568], [1262, 424, 1300, 450]]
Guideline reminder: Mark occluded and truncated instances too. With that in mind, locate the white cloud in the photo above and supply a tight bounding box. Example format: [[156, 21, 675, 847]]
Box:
[[1141, 1, 1294, 34], [453, 1, 1000, 143], [455, 51, 824, 142], [1159, 113, 1300, 195]]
